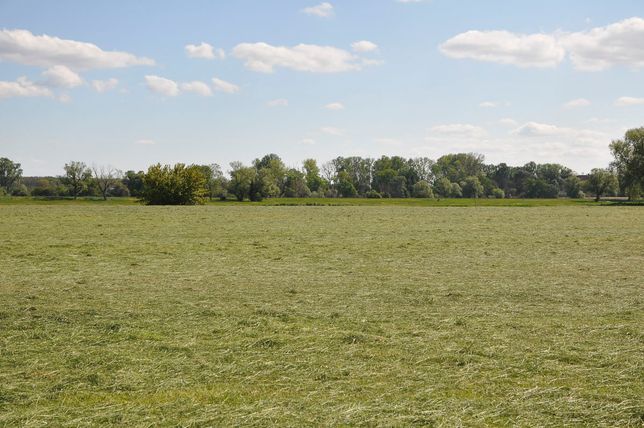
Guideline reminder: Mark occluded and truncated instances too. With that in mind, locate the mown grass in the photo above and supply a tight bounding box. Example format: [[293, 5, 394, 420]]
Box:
[[0, 204, 642, 426]]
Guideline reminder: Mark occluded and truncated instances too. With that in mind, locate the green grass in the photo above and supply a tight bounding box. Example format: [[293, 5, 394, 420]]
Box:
[[0, 195, 615, 207], [0, 204, 642, 426]]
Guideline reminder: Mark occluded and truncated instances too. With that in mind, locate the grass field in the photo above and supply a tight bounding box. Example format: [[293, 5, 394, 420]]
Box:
[[0, 204, 642, 426]]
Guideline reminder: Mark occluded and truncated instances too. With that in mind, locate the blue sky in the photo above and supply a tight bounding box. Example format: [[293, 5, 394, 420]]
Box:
[[1, 0, 643, 175]]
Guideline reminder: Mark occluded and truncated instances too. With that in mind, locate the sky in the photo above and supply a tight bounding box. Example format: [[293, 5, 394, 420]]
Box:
[[1, 0, 643, 176]]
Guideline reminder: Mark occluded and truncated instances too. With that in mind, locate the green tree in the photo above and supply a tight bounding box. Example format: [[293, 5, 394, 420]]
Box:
[[412, 180, 433, 198], [610, 127, 644, 199], [284, 169, 311, 197], [198, 164, 227, 200], [336, 171, 357, 197], [61, 161, 92, 199], [433, 153, 484, 183], [564, 175, 583, 198], [0, 157, 23, 193], [303, 158, 325, 192], [123, 171, 145, 197], [228, 162, 256, 201], [461, 176, 484, 198], [586, 168, 618, 202], [524, 178, 559, 198], [141, 163, 207, 205], [253, 154, 286, 197], [433, 177, 453, 198]]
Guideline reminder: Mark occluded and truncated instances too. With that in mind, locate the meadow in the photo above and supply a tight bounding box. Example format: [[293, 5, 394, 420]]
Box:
[[0, 203, 642, 426]]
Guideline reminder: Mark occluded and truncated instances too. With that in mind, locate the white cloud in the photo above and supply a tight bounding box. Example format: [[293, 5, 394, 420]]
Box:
[[180, 81, 212, 96], [145, 76, 237, 97], [58, 93, 72, 103], [212, 77, 239, 93], [135, 139, 156, 145], [185, 42, 225, 60], [440, 30, 564, 68], [614, 96, 644, 106], [561, 17, 644, 71], [145, 75, 180, 97], [563, 98, 591, 109], [91, 78, 118, 93], [351, 40, 378, 53], [267, 98, 288, 107], [511, 121, 606, 145], [499, 118, 518, 127], [301, 138, 316, 145], [41, 65, 83, 88], [325, 102, 344, 110], [440, 18, 644, 71], [479, 101, 497, 108], [302, 2, 334, 17], [232, 42, 370, 73], [321, 126, 345, 136], [429, 123, 487, 139], [0, 29, 154, 70], [0, 76, 53, 99]]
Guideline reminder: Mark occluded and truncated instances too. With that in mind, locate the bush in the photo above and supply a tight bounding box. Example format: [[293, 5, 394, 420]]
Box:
[[491, 188, 505, 199], [11, 184, 30, 196], [450, 182, 462, 198], [109, 181, 130, 197], [141, 163, 207, 205], [460, 176, 483, 198], [0, 186, 6, 197], [412, 180, 433, 198], [524, 178, 559, 198], [365, 190, 382, 198], [324, 188, 338, 198]]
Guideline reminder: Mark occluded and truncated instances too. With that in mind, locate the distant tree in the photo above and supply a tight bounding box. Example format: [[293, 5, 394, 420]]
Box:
[[433, 177, 453, 198], [141, 163, 207, 205], [412, 180, 433, 198], [11, 183, 29, 196], [0, 157, 23, 193], [408, 157, 435, 184], [197, 164, 227, 200], [253, 154, 286, 197], [461, 176, 484, 198], [490, 163, 512, 195], [336, 171, 357, 197], [92, 165, 122, 200], [303, 158, 325, 192], [586, 168, 618, 202], [30, 177, 66, 197], [123, 171, 145, 197], [61, 161, 92, 199], [564, 175, 583, 198], [450, 182, 462, 198], [283, 168, 311, 197], [228, 162, 256, 201], [491, 188, 505, 199], [524, 178, 559, 198], [433, 153, 485, 183], [610, 127, 644, 199], [249, 168, 272, 201], [333, 156, 373, 195]]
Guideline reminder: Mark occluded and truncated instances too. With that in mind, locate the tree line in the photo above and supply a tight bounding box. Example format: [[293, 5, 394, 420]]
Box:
[[1, 127, 642, 204]]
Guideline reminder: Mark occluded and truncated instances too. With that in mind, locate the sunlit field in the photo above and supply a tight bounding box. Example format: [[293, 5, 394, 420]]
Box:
[[1, 204, 642, 426]]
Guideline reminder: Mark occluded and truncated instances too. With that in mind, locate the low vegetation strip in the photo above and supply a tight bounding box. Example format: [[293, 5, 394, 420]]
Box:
[[0, 205, 642, 425], [0, 196, 634, 207]]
